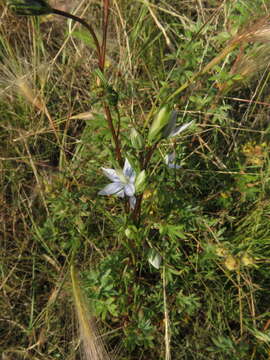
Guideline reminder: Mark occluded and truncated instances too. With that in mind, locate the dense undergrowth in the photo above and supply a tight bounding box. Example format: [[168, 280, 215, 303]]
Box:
[[1, 0, 270, 359]]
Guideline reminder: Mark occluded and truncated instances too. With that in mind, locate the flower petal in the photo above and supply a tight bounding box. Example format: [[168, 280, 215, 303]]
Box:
[[129, 172, 136, 184], [169, 121, 193, 137], [123, 158, 136, 179], [124, 183, 135, 197], [98, 182, 124, 197], [168, 162, 181, 169], [129, 196, 136, 210], [165, 152, 181, 169], [101, 167, 120, 182], [165, 152, 176, 164]]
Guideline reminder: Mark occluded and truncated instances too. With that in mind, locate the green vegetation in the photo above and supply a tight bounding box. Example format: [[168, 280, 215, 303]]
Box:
[[1, 0, 270, 359]]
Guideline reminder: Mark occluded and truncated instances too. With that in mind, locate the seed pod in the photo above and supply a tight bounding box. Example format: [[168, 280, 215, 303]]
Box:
[[8, 0, 53, 16]]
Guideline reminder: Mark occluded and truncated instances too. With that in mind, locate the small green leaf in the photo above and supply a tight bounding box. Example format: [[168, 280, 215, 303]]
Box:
[[71, 29, 95, 49]]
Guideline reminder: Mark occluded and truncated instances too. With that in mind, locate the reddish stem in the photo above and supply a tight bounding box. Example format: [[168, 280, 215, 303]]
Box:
[[53, 4, 123, 177], [143, 143, 159, 169], [99, 1, 122, 166], [101, 0, 110, 70], [104, 104, 123, 166]]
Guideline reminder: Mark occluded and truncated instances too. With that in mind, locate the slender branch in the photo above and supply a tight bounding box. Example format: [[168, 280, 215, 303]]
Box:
[[104, 104, 123, 166], [98, 1, 123, 167], [115, 106, 121, 139], [101, 0, 110, 70], [143, 142, 159, 169], [53, 5, 123, 170], [51, 8, 102, 67], [132, 193, 143, 224], [132, 142, 159, 222]]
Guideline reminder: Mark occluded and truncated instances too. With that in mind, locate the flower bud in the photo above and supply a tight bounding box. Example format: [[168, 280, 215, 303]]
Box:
[[162, 110, 177, 138], [148, 249, 162, 269], [8, 0, 53, 16], [148, 105, 172, 143], [135, 170, 146, 193], [125, 226, 138, 240], [130, 128, 144, 150]]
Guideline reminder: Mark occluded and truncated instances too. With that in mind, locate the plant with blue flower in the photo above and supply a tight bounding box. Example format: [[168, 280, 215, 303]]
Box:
[[98, 159, 137, 210]]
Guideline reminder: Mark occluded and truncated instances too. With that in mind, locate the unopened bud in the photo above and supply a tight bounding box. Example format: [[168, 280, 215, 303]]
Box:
[[162, 110, 177, 138], [148, 249, 162, 269], [130, 128, 144, 149], [135, 170, 146, 193], [125, 226, 138, 240], [148, 105, 172, 143]]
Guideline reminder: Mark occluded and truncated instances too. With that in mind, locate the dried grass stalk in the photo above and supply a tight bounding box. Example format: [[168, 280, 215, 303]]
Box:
[[70, 265, 111, 360]]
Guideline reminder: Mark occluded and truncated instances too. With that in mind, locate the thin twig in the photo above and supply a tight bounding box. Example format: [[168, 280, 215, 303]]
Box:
[[101, 0, 110, 70]]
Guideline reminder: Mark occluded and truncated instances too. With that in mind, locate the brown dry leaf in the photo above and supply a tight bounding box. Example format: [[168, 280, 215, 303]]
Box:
[[70, 111, 95, 120]]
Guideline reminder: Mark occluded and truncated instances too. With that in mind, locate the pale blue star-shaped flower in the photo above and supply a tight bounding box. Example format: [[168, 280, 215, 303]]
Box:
[[162, 111, 193, 139], [165, 152, 181, 169], [98, 158, 136, 209]]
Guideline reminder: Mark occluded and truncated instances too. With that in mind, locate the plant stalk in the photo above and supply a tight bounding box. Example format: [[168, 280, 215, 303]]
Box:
[[52, 4, 123, 167]]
